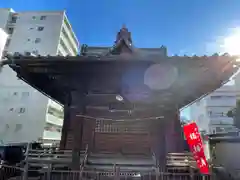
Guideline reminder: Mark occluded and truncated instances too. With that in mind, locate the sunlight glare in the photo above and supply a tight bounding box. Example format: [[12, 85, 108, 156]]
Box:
[[222, 28, 240, 56]]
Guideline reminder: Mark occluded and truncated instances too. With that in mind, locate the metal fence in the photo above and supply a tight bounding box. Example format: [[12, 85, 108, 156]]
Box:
[[0, 165, 217, 180], [39, 171, 215, 180], [0, 147, 217, 180], [0, 165, 24, 180]]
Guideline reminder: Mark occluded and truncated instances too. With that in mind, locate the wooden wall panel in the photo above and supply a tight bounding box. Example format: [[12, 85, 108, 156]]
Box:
[[64, 120, 96, 150], [82, 120, 96, 150], [61, 101, 185, 156], [65, 132, 74, 150], [94, 132, 151, 154]]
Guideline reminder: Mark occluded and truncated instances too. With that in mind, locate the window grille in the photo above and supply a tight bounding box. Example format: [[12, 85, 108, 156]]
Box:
[[37, 27, 44, 31], [95, 119, 148, 133], [40, 16, 46, 20], [19, 108, 26, 113], [35, 38, 41, 43]]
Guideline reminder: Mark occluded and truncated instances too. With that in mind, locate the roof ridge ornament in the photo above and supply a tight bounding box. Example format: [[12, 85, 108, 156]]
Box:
[[80, 44, 88, 56], [115, 24, 132, 44], [109, 25, 133, 55]]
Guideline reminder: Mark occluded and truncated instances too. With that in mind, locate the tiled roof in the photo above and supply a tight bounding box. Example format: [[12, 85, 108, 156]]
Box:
[[1, 53, 239, 118]]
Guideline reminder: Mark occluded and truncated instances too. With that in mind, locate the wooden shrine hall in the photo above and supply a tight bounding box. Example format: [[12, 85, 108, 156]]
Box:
[[1, 26, 239, 171]]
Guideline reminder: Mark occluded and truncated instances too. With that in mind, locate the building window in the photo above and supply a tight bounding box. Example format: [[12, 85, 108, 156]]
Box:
[[32, 16, 36, 20], [223, 95, 236, 99], [40, 16, 47, 20], [47, 106, 64, 119], [56, 128, 62, 133], [216, 127, 224, 133], [210, 96, 222, 99], [19, 108, 26, 113], [37, 27, 44, 31], [15, 124, 22, 132], [13, 92, 18, 96], [208, 111, 212, 116], [35, 38, 41, 43], [211, 95, 236, 99], [208, 111, 226, 118], [8, 27, 14, 34], [210, 95, 235, 100], [44, 123, 61, 132], [29, 27, 34, 30], [27, 38, 31, 42], [22, 92, 29, 98], [9, 108, 14, 112], [11, 16, 17, 23]]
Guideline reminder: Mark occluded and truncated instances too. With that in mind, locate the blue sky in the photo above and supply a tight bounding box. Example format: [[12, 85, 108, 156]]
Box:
[[1, 0, 240, 119], [2, 0, 240, 55]]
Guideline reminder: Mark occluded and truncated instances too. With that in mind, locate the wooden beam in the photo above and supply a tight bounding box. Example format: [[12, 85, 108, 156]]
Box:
[[70, 90, 86, 169], [60, 93, 71, 149]]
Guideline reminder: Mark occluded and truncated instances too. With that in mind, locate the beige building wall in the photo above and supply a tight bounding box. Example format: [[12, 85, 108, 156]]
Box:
[[0, 9, 79, 144]]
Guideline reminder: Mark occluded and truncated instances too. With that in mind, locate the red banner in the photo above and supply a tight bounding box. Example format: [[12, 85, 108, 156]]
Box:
[[183, 122, 209, 174]]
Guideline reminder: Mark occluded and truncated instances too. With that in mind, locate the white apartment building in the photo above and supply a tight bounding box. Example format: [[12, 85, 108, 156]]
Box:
[[0, 8, 79, 145], [189, 85, 237, 134], [234, 72, 240, 100], [0, 28, 8, 59]]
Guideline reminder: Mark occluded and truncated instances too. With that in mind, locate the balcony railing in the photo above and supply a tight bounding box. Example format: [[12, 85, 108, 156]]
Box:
[[43, 130, 61, 140], [209, 117, 234, 125], [60, 36, 72, 55], [46, 113, 63, 126], [62, 22, 78, 54]]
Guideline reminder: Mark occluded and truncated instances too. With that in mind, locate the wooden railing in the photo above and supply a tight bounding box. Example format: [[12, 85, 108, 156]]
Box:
[[0, 148, 214, 180], [80, 145, 89, 175], [0, 165, 216, 180], [27, 149, 72, 159], [166, 152, 197, 168], [21, 144, 198, 174]]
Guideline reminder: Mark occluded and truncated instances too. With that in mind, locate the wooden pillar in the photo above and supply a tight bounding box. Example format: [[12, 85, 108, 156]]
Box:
[[71, 90, 86, 170], [173, 110, 184, 152], [151, 118, 167, 169], [158, 119, 167, 169], [60, 93, 71, 149], [165, 110, 184, 153]]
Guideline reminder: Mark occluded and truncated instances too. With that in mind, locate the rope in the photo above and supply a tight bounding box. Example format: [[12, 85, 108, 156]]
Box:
[[76, 114, 164, 122]]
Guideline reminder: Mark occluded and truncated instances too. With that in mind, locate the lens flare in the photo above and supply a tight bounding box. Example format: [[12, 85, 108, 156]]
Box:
[[222, 28, 240, 56]]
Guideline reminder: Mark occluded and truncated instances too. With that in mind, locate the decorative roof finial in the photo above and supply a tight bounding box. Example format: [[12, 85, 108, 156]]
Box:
[[122, 24, 127, 29], [115, 24, 132, 44], [111, 25, 133, 54]]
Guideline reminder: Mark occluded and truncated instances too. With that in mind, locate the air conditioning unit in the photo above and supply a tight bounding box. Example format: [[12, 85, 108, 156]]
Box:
[[24, 51, 37, 57], [32, 50, 38, 55], [13, 52, 21, 56], [24, 51, 31, 56]]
